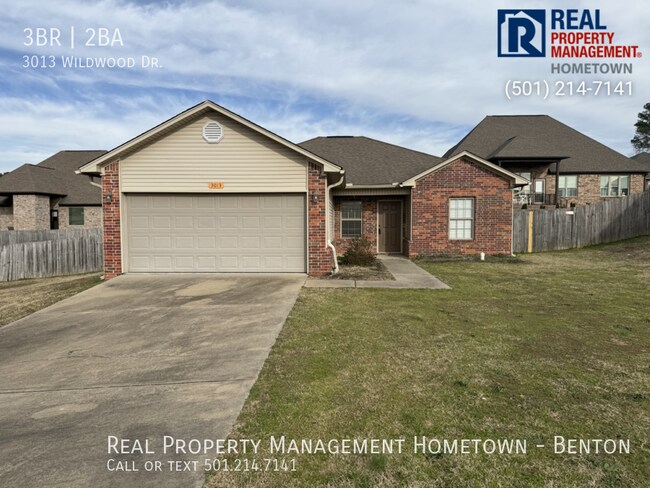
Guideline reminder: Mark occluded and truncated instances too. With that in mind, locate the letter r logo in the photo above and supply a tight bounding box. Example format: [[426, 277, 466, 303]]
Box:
[[498, 10, 546, 57]]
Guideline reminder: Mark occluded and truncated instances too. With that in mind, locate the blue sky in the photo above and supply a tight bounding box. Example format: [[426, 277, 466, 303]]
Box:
[[0, 0, 647, 172]]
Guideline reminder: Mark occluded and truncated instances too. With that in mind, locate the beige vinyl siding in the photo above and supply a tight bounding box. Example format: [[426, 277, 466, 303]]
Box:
[[120, 114, 308, 193]]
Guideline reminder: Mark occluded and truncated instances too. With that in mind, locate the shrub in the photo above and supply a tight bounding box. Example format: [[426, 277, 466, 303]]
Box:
[[521, 203, 528, 209], [341, 237, 376, 266]]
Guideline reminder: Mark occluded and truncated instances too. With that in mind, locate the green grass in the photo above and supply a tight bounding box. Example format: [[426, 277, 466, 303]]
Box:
[[0, 272, 102, 327], [206, 237, 650, 487]]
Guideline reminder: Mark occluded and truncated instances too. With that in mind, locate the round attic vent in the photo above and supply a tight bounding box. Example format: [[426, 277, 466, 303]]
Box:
[[202, 121, 223, 143]]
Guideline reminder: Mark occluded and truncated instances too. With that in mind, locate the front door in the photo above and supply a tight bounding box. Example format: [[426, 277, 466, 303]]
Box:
[[378, 201, 402, 253]]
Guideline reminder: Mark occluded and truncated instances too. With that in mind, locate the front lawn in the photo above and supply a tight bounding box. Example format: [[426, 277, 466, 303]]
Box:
[[207, 237, 650, 487], [0, 273, 102, 327]]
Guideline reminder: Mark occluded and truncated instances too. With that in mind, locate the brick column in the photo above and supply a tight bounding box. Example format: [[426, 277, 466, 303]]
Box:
[[307, 161, 331, 276], [102, 161, 122, 279]]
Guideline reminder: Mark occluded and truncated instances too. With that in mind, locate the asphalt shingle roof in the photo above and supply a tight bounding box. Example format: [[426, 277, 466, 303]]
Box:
[[0, 150, 106, 205], [445, 115, 648, 174], [299, 136, 442, 185]]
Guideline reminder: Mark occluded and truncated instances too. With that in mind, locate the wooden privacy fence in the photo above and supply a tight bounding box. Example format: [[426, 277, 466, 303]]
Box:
[[0, 229, 103, 281], [513, 190, 650, 253]]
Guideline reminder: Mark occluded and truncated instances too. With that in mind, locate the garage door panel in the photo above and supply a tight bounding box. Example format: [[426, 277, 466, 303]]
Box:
[[152, 216, 171, 228], [173, 196, 193, 208], [219, 236, 239, 249], [151, 197, 171, 209], [264, 236, 282, 248], [153, 256, 173, 270], [126, 194, 305, 272], [219, 216, 238, 229]]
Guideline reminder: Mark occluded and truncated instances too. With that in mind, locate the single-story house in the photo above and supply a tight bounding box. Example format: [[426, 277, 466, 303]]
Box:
[[0, 151, 106, 230], [631, 152, 650, 190], [445, 115, 648, 207], [78, 101, 527, 278]]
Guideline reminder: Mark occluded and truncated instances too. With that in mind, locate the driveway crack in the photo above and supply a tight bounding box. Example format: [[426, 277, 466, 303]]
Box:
[[0, 377, 258, 395]]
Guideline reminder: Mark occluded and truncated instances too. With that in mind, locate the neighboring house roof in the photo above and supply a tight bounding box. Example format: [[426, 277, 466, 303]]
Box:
[[445, 115, 648, 174], [0, 150, 106, 205], [299, 136, 443, 186], [79, 100, 342, 175], [632, 152, 650, 175]]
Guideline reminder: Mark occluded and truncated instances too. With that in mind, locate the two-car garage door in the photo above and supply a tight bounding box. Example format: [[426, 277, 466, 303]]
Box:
[[125, 194, 306, 273]]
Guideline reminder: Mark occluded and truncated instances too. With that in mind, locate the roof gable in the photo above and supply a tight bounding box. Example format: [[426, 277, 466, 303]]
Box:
[[79, 101, 342, 174], [446, 115, 647, 173], [403, 151, 528, 186]]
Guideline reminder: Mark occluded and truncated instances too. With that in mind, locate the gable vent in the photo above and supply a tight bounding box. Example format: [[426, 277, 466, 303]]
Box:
[[202, 121, 223, 143]]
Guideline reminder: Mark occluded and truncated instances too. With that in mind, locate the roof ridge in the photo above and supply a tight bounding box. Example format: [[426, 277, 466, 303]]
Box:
[[543, 115, 632, 160], [486, 114, 549, 118], [444, 116, 489, 157], [487, 136, 517, 159], [357, 136, 441, 159]]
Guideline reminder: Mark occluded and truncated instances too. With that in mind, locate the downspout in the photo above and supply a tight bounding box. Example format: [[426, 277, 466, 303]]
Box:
[[326, 171, 345, 274]]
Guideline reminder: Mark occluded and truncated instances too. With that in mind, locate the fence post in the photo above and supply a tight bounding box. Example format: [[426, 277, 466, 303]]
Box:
[[527, 210, 534, 253]]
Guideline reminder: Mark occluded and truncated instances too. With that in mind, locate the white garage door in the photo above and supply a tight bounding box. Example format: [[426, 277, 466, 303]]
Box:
[[125, 194, 306, 273]]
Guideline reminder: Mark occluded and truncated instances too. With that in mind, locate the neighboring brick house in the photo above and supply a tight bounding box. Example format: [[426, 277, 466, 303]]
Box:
[[78, 101, 526, 279], [445, 115, 648, 207], [631, 152, 650, 190], [0, 151, 105, 231]]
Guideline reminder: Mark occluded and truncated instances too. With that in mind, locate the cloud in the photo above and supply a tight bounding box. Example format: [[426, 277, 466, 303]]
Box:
[[0, 0, 647, 171]]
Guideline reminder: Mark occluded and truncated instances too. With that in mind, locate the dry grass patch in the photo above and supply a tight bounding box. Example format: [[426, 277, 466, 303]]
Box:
[[328, 261, 394, 281], [0, 273, 102, 327]]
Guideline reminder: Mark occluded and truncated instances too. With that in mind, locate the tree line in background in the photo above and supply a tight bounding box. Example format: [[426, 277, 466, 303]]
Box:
[[631, 102, 650, 154]]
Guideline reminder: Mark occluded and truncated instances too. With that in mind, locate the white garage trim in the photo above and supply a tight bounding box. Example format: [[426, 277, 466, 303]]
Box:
[[123, 194, 306, 273]]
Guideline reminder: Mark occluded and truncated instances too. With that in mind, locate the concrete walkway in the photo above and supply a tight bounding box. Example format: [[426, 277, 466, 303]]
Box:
[[305, 255, 450, 289]]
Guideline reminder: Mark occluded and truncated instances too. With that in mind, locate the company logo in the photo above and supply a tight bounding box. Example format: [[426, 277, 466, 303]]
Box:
[[498, 10, 546, 57]]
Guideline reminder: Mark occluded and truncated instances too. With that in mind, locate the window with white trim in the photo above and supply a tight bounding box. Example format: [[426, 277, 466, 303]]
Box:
[[341, 201, 362, 237], [600, 175, 629, 196], [449, 198, 474, 240], [558, 175, 578, 197]]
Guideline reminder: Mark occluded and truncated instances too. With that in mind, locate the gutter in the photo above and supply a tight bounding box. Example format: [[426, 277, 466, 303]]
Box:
[[326, 171, 346, 274]]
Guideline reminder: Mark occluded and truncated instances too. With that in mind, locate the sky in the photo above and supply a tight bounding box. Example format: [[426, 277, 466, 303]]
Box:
[[0, 0, 647, 172]]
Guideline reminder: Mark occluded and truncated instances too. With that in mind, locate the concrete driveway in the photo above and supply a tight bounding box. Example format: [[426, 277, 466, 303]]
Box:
[[0, 274, 304, 488]]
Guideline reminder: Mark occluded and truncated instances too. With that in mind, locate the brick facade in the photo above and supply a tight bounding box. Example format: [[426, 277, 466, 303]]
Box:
[[409, 157, 513, 256], [333, 198, 378, 255], [551, 173, 646, 206], [331, 196, 410, 255], [0, 206, 12, 230], [13, 194, 50, 230], [57, 206, 103, 229], [102, 161, 122, 279], [307, 161, 332, 276]]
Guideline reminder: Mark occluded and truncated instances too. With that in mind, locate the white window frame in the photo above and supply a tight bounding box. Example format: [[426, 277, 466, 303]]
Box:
[[449, 198, 474, 241], [600, 175, 629, 197], [340, 201, 362, 238], [558, 175, 578, 197]]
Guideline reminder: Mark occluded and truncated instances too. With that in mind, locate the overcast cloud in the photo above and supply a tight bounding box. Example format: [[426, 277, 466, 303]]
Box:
[[0, 0, 647, 171]]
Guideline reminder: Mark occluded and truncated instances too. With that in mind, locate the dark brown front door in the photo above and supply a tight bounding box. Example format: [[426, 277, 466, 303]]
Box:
[[378, 201, 401, 253]]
